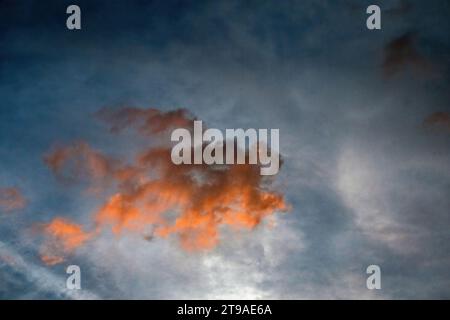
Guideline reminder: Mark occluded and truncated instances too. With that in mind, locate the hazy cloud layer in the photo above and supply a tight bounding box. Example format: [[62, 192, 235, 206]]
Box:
[[0, 0, 449, 299]]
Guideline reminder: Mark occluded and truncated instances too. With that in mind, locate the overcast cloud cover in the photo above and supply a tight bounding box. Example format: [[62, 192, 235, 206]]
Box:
[[1, 0, 450, 299]]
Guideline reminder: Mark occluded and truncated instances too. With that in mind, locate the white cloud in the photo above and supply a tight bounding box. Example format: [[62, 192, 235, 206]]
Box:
[[81, 215, 303, 299]]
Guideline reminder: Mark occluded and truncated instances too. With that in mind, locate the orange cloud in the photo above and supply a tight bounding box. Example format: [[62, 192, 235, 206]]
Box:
[[40, 217, 93, 265], [44, 218, 92, 250], [44, 141, 114, 183], [0, 187, 26, 212], [40, 255, 65, 266], [41, 107, 289, 262]]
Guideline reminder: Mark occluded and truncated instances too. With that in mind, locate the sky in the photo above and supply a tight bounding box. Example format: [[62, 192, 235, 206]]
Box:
[[0, 0, 450, 299]]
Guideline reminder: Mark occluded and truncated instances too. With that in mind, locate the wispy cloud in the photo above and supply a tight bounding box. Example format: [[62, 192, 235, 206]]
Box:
[[0, 241, 99, 299], [0, 187, 26, 212]]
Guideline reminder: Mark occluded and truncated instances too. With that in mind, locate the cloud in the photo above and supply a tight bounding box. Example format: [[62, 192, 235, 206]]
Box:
[[40, 218, 93, 265], [335, 147, 411, 252], [0, 241, 99, 299], [40, 107, 288, 263], [382, 32, 429, 77], [0, 187, 26, 212], [424, 112, 450, 131], [2, 0, 449, 299], [96, 107, 195, 135], [44, 141, 114, 184], [81, 213, 303, 299], [40, 255, 64, 266]]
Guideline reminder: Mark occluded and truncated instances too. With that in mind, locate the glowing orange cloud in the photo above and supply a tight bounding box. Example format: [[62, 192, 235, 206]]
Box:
[[40, 255, 65, 266], [44, 218, 92, 251], [0, 187, 26, 212], [40, 218, 93, 265], [41, 107, 289, 263]]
